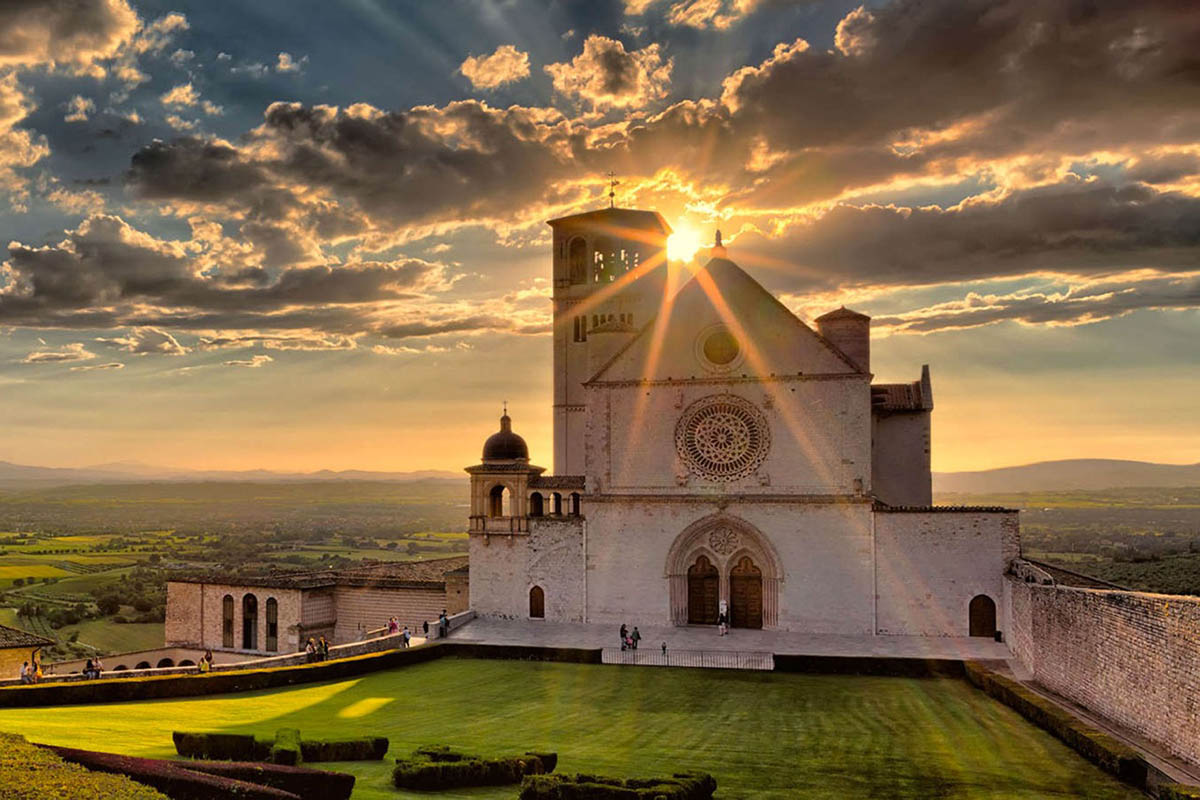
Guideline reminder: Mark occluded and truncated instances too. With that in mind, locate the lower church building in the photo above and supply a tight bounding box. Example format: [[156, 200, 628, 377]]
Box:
[[467, 208, 1018, 638]]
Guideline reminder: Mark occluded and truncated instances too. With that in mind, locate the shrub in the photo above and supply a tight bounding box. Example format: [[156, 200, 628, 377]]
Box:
[[414, 744, 478, 762], [174, 731, 272, 761], [519, 772, 717, 800], [0, 732, 167, 800], [964, 663, 1148, 787], [183, 760, 355, 800], [299, 736, 388, 762], [393, 752, 553, 790], [1161, 785, 1200, 800], [270, 728, 302, 766], [41, 742, 298, 799]]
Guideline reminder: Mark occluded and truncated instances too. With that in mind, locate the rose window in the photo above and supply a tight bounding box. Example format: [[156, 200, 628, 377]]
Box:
[[675, 395, 770, 481]]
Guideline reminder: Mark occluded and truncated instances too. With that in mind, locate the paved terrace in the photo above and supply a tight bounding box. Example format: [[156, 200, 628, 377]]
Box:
[[447, 617, 1013, 662]]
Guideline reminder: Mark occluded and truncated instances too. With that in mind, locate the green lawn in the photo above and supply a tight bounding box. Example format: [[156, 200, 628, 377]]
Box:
[[0, 659, 1141, 799], [58, 619, 164, 655]]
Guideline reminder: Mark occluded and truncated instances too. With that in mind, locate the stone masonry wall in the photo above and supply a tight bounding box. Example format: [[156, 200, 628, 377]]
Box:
[[332, 586, 447, 642], [1011, 578, 1200, 766]]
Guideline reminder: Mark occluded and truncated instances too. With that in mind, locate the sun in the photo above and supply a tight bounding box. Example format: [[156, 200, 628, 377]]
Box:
[[667, 226, 704, 262]]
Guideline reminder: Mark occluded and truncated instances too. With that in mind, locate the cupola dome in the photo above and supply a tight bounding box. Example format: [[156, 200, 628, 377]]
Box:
[[482, 409, 529, 461]]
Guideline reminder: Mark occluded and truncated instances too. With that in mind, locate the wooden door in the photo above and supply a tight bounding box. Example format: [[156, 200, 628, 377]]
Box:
[[687, 556, 719, 624], [969, 594, 996, 637], [730, 557, 763, 629], [529, 586, 545, 619]]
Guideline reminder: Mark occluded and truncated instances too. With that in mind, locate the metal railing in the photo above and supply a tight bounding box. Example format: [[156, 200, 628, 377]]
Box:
[[601, 648, 774, 671]]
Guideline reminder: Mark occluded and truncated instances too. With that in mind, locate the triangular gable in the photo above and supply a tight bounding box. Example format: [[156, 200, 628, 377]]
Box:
[[592, 257, 861, 383]]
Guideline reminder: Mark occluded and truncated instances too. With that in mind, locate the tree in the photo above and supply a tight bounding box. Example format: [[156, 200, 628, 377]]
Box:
[[12, 578, 23, 587]]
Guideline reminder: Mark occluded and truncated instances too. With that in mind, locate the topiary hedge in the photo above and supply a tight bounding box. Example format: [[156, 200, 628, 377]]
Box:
[[519, 772, 717, 799], [176, 730, 389, 763], [393, 749, 556, 790], [300, 736, 388, 762], [0, 732, 168, 800], [182, 760, 355, 800], [270, 728, 302, 766], [963, 662, 1148, 787], [1160, 784, 1200, 800], [41, 743, 300, 799]]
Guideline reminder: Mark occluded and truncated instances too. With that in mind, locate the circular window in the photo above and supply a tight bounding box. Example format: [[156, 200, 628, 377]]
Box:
[[675, 395, 770, 481], [702, 330, 739, 365]]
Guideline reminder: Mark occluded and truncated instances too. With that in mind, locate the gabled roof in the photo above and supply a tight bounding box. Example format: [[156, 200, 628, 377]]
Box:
[[547, 207, 672, 235], [816, 306, 870, 322], [591, 256, 862, 383], [0, 623, 54, 649], [871, 365, 933, 412]]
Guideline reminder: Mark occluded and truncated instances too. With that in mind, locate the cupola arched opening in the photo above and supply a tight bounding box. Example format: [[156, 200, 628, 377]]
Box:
[[529, 492, 544, 517], [489, 484, 511, 517]]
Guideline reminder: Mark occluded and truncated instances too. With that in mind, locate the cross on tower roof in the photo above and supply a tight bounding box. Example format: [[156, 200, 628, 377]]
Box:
[[606, 171, 620, 209]]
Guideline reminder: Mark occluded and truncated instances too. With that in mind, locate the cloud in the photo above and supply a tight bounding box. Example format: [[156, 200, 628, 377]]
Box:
[[223, 354, 272, 367], [63, 95, 95, 122], [460, 45, 530, 90], [71, 361, 124, 371], [21, 342, 95, 363], [872, 273, 1200, 335], [0, 72, 49, 206], [160, 83, 197, 106], [665, 0, 762, 30], [275, 52, 306, 73], [545, 35, 672, 110], [0, 0, 140, 73], [198, 332, 358, 351], [96, 326, 189, 355]]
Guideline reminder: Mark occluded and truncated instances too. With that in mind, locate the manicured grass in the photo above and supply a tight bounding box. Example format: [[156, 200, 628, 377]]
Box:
[[0, 659, 1141, 800]]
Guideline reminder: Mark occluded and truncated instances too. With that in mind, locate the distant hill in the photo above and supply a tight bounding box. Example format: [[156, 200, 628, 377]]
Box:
[[934, 459, 1200, 494], [0, 460, 460, 489]]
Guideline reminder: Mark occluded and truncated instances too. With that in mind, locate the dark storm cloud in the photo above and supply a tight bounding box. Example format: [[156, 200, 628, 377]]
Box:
[[0, 0, 139, 71], [737, 178, 1200, 292]]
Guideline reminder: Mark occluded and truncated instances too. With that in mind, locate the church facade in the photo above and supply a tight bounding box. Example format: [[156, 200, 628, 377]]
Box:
[[467, 208, 1018, 638]]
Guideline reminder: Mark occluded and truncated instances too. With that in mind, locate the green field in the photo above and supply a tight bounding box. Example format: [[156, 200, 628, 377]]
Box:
[[0, 659, 1140, 799], [59, 619, 164, 654]]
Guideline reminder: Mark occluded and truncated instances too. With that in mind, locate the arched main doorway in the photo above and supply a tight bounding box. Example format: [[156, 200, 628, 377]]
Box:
[[687, 555, 719, 624], [730, 556, 763, 629], [969, 594, 997, 638], [529, 585, 545, 619]]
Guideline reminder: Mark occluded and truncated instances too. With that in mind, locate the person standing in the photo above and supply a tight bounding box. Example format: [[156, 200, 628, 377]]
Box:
[[318, 636, 329, 661], [631, 626, 641, 650], [305, 638, 316, 663], [19, 661, 32, 684], [619, 623, 628, 650], [401, 626, 411, 648], [422, 619, 430, 637], [388, 617, 399, 635], [439, 610, 449, 638]]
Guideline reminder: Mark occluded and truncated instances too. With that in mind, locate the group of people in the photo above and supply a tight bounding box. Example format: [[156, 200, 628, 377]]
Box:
[[304, 636, 330, 663], [18, 659, 43, 684], [386, 617, 413, 648], [196, 649, 215, 673], [618, 623, 642, 650], [81, 657, 103, 679]]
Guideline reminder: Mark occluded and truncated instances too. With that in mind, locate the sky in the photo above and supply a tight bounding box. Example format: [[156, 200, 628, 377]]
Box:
[[0, 0, 1197, 474]]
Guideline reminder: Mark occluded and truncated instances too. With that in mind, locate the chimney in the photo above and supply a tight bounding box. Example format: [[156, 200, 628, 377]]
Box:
[[815, 306, 870, 373]]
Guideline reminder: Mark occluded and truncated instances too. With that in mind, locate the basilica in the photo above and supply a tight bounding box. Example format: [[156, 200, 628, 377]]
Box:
[[466, 208, 1018, 638]]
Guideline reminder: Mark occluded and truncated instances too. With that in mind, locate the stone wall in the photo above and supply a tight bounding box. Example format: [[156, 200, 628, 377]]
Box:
[[874, 510, 1019, 636], [164, 581, 303, 655], [1010, 576, 1200, 766], [468, 517, 585, 622], [332, 586, 447, 641], [871, 411, 931, 506]]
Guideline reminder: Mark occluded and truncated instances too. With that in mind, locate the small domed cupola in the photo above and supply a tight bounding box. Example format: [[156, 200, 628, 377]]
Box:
[[482, 407, 529, 462]]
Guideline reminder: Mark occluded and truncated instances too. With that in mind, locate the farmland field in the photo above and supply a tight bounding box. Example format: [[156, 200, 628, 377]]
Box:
[[0, 659, 1141, 800]]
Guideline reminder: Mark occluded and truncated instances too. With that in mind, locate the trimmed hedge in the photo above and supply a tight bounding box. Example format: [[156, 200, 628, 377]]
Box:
[[176, 730, 389, 763], [413, 744, 478, 762], [1160, 785, 1200, 800], [173, 731, 272, 761], [519, 772, 717, 799], [42, 743, 300, 799], [963, 662, 1148, 787], [0, 732, 168, 800], [271, 728, 301, 766], [300, 736, 388, 762], [773, 654, 965, 677], [393, 751, 555, 790], [182, 760, 355, 800]]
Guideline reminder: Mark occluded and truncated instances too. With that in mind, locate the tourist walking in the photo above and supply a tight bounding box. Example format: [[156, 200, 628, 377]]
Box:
[[619, 623, 628, 650], [717, 609, 728, 636], [439, 610, 449, 638], [401, 626, 411, 648], [631, 626, 641, 650]]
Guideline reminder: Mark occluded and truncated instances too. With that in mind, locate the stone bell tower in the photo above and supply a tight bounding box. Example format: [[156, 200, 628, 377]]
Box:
[[546, 207, 671, 475]]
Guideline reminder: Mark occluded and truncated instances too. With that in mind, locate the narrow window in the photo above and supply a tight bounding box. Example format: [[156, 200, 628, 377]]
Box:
[[222, 594, 234, 648], [242, 593, 258, 650], [266, 597, 278, 651]]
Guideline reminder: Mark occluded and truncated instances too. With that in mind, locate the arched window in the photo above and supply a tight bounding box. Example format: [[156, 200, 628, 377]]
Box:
[[969, 595, 997, 638], [489, 484, 511, 518], [242, 593, 258, 650], [178, 660, 195, 667], [114, 664, 128, 671], [222, 594, 234, 648], [551, 492, 563, 515], [529, 586, 545, 619], [265, 597, 279, 652], [593, 237, 613, 283], [156, 658, 175, 668], [135, 661, 151, 670], [529, 492, 544, 517], [570, 493, 581, 516], [568, 237, 587, 284]]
